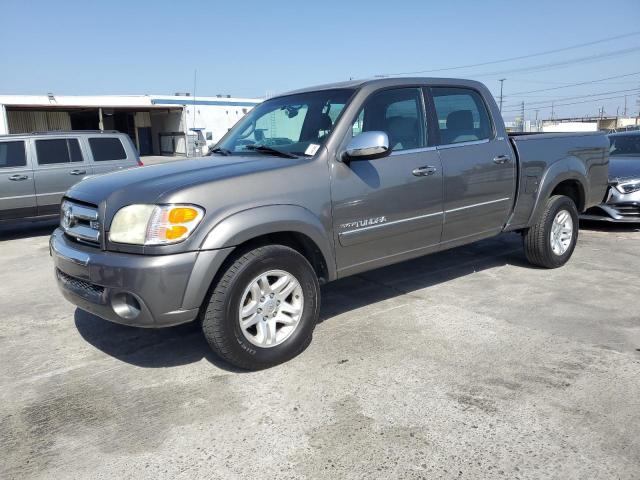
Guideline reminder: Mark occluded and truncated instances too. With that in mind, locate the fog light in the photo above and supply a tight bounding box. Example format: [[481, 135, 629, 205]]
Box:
[[111, 292, 141, 320]]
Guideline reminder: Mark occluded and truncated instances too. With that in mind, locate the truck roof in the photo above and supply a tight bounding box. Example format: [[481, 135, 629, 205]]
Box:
[[280, 77, 488, 97]]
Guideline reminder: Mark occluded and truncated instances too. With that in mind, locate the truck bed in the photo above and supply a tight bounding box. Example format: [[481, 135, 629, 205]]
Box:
[[505, 131, 609, 230]]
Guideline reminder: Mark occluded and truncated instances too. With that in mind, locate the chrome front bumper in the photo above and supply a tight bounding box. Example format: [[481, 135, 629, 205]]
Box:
[[581, 186, 640, 223]]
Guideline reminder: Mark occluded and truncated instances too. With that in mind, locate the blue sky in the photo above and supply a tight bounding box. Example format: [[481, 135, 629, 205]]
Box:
[[1, 0, 639, 120]]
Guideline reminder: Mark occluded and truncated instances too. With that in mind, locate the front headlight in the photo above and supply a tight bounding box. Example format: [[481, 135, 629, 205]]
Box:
[[109, 204, 204, 245], [615, 180, 640, 194]]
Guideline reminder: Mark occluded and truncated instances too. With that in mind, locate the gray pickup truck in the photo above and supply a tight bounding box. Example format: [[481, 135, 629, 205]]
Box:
[[51, 78, 609, 369]]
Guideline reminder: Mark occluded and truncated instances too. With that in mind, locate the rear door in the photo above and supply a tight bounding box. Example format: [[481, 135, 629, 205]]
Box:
[[0, 139, 36, 220], [430, 87, 516, 244], [87, 135, 138, 175], [32, 136, 92, 216], [331, 87, 444, 276]]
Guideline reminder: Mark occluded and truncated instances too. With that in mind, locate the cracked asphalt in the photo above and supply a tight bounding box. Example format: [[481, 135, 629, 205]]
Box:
[[1, 219, 639, 479]]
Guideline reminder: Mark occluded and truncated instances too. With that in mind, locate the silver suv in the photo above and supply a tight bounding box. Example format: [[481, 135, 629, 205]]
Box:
[[0, 131, 140, 221]]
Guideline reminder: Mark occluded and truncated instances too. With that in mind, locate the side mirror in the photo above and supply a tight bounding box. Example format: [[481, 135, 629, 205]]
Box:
[[342, 131, 390, 161]]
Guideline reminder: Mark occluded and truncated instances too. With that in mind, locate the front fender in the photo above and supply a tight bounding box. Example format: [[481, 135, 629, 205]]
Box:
[[200, 204, 337, 280]]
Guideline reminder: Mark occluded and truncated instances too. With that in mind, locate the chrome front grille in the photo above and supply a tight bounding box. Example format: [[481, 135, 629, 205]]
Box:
[[60, 199, 101, 246]]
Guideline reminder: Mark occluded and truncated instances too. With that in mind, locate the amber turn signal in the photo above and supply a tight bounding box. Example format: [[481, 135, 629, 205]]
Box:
[[165, 225, 188, 239], [168, 207, 199, 224]]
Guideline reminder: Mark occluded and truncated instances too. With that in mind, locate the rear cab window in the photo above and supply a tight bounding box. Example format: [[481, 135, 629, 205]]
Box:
[[431, 87, 493, 145], [0, 140, 27, 168], [89, 137, 127, 161], [35, 138, 84, 165]]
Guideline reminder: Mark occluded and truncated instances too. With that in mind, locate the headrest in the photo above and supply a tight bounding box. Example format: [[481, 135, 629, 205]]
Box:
[[387, 116, 417, 137], [446, 110, 474, 131], [319, 113, 333, 131]]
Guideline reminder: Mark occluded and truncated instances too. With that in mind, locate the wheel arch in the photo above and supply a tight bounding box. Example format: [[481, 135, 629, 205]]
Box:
[[528, 159, 588, 225], [200, 204, 336, 283]]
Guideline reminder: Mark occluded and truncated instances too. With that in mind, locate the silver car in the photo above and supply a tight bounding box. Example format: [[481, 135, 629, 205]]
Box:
[[0, 130, 140, 222], [582, 131, 640, 222]]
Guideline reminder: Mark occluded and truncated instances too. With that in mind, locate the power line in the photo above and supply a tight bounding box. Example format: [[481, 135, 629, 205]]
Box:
[[501, 87, 640, 109], [503, 71, 640, 96], [501, 94, 634, 113], [469, 46, 640, 77], [381, 30, 640, 76]]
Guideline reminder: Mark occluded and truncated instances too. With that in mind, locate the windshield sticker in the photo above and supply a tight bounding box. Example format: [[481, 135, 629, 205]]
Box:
[[305, 144, 320, 156]]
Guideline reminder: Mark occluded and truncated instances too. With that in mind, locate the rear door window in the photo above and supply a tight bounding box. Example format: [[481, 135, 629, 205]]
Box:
[[0, 141, 27, 168], [35, 138, 84, 165], [431, 87, 493, 145], [89, 137, 127, 161]]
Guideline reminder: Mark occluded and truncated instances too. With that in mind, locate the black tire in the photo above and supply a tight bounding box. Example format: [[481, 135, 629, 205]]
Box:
[[201, 244, 320, 370], [523, 195, 579, 269]]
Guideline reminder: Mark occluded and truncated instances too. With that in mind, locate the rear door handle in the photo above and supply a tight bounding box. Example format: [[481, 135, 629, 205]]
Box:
[[412, 165, 437, 177], [8, 174, 29, 181], [70, 169, 86, 175], [493, 155, 510, 165]]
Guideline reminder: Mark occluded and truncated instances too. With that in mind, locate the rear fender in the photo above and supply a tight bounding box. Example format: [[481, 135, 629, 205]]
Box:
[[528, 158, 588, 225]]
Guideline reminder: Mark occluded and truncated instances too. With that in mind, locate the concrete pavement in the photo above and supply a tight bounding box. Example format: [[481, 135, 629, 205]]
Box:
[[1, 221, 639, 479]]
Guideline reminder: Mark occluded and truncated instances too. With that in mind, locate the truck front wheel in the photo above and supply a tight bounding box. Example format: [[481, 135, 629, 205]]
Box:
[[523, 195, 579, 269], [201, 245, 320, 370]]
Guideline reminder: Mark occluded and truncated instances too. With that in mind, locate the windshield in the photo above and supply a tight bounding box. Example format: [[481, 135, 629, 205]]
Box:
[[610, 133, 640, 156], [215, 88, 354, 157]]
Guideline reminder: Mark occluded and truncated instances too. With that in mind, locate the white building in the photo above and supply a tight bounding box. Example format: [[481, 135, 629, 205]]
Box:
[[540, 116, 640, 133], [0, 93, 261, 156]]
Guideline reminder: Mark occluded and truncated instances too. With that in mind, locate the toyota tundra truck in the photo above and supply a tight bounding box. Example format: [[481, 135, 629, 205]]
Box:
[[51, 78, 609, 370]]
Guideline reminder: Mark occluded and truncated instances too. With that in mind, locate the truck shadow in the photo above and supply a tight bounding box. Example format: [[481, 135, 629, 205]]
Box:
[[74, 233, 530, 371], [579, 219, 640, 233], [0, 219, 58, 241], [74, 310, 247, 372]]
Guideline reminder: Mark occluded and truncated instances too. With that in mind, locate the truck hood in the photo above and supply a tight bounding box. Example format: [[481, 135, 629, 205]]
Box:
[[66, 155, 295, 206], [608, 155, 640, 182]]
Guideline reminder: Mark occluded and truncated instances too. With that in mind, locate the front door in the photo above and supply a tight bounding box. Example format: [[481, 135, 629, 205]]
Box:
[[0, 139, 36, 220], [330, 87, 444, 277], [32, 137, 92, 216], [429, 87, 516, 244]]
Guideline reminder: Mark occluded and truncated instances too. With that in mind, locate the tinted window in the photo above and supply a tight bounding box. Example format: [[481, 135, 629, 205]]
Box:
[[431, 87, 492, 145], [89, 137, 127, 161], [609, 134, 640, 156], [352, 88, 426, 151], [36, 138, 83, 165], [0, 141, 27, 168]]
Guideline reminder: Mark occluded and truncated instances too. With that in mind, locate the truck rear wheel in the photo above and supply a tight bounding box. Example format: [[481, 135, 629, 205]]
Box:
[[201, 244, 320, 370], [523, 195, 579, 269]]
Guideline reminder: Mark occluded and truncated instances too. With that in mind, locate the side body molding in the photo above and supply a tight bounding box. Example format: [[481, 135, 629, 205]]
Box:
[[200, 204, 337, 280]]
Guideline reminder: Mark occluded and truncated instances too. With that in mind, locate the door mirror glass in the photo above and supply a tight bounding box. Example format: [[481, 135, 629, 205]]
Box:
[[343, 131, 390, 161]]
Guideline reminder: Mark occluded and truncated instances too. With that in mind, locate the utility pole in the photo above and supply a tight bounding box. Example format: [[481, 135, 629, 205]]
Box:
[[498, 78, 506, 113], [551, 101, 555, 121], [520, 102, 525, 132], [624, 95, 628, 117], [534, 109, 539, 132]]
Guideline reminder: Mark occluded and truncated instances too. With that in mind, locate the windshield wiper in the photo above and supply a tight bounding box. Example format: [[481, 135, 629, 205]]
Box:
[[209, 147, 232, 156], [245, 144, 298, 159]]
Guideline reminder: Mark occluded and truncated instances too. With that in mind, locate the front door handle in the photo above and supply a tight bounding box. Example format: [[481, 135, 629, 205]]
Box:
[[493, 155, 510, 165], [69, 169, 86, 175], [412, 165, 437, 177], [8, 174, 29, 181]]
